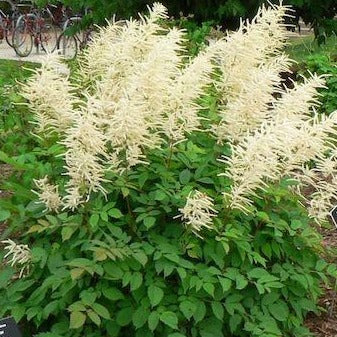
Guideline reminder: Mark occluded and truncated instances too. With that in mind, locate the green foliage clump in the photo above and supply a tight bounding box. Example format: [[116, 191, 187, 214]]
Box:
[[0, 7, 337, 337], [0, 115, 336, 337]]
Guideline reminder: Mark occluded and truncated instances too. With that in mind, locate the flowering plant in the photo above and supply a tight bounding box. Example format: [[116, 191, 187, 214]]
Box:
[[1, 3, 337, 337]]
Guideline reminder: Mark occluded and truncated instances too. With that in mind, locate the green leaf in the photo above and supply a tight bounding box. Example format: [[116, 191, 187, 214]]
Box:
[[89, 214, 99, 230], [12, 305, 25, 322], [108, 208, 123, 218], [61, 226, 76, 241], [193, 301, 206, 323], [179, 300, 196, 320], [92, 303, 110, 319], [203, 283, 215, 297], [100, 211, 109, 222], [130, 272, 143, 291], [218, 278, 231, 293], [116, 307, 133, 327], [160, 311, 178, 330], [144, 217, 156, 229], [148, 285, 164, 307], [229, 314, 242, 333], [0, 210, 10, 222], [43, 300, 59, 318], [155, 190, 166, 201], [268, 302, 289, 322], [80, 290, 97, 306], [0, 267, 14, 288], [179, 169, 191, 184], [88, 310, 101, 326], [168, 334, 186, 337], [132, 306, 149, 329], [211, 301, 224, 321], [133, 251, 148, 266], [102, 287, 124, 301], [70, 311, 86, 329], [235, 275, 248, 289], [148, 311, 160, 331]]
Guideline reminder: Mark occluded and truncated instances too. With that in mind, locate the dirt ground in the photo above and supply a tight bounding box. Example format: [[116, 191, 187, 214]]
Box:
[[305, 225, 337, 337]]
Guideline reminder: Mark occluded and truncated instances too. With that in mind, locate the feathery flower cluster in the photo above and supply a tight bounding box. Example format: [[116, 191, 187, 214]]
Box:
[[1, 239, 31, 278], [214, 3, 292, 141], [217, 4, 337, 214], [296, 151, 337, 223], [21, 53, 77, 134], [23, 1, 337, 221], [24, 3, 222, 208], [178, 190, 217, 237], [33, 176, 62, 212]]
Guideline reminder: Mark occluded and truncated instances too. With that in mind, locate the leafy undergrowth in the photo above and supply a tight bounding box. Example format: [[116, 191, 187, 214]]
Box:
[[285, 35, 337, 115]]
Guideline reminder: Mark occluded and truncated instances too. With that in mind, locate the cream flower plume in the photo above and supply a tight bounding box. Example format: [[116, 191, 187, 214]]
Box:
[[2, 239, 31, 278], [177, 190, 217, 237]]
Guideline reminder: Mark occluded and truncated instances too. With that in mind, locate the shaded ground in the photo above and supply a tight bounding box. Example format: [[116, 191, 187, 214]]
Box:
[[305, 225, 337, 337]]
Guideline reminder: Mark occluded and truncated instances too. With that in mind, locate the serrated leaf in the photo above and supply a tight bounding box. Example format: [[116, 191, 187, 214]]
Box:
[[12, 305, 25, 322], [155, 190, 166, 201], [144, 217, 156, 229], [89, 214, 99, 230], [108, 208, 123, 218], [148, 311, 159, 331], [203, 283, 215, 297], [132, 306, 149, 329], [61, 226, 76, 242], [160, 311, 178, 330], [92, 303, 110, 319], [193, 301, 206, 323], [88, 309, 101, 326], [148, 285, 164, 307], [229, 314, 242, 333], [102, 287, 124, 301], [116, 307, 133, 326], [218, 277, 231, 293], [179, 300, 196, 320], [268, 302, 289, 322], [130, 272, 143, 291], [80, 290, 97, 306], [0, 267, 14, 288], [70, 268, 85, 280], [133, 252, 148, 266], [179, 169, 191, 184], [70, 311, 86, 329], [211, 301, 224, 321]]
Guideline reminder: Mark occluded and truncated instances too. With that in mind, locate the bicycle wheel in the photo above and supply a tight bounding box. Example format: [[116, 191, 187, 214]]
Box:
[[12, 21, 33, 57], [4, 18, 15, 47], [40, 22, 57, 53], [57, 31, 77, 59]]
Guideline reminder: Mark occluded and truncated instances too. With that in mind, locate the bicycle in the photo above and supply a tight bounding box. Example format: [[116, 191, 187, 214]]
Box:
[[0, 0, 21, 47], [57, 13, 94, 60], [12, 4, 58, 57]]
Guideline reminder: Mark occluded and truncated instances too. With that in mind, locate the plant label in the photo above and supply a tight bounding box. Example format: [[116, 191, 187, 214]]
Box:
[[329, 206, 337, 228], [0, 317, 22, 337]]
